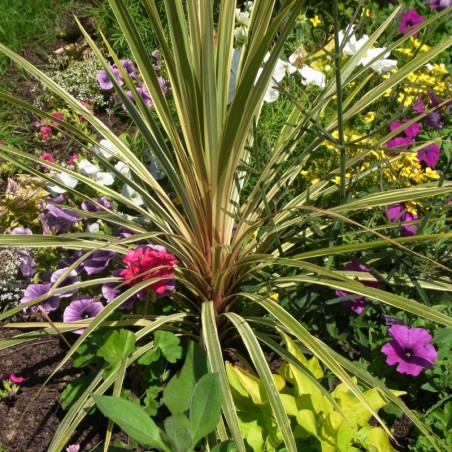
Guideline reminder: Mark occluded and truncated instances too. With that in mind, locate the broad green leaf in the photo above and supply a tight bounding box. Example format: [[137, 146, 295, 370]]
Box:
[[97, 329, 136, 368], [154, 330, 183, 363], [189, 372, 222, 448], [92, 395, 170, 451], [211, 440, 237, 452], [163, 341, 208, 415], [164, 413, 192, 452]]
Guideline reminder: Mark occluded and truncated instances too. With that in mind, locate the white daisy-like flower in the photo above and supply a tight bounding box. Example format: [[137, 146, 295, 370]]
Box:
[[288, 48, 326, 88], [122, 184, 144, 206]]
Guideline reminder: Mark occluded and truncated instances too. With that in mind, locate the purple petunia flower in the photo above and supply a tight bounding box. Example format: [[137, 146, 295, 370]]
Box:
[[429, 0, 452, 9], [57, 250, 85, 272], [83, 250, 116, 275], [150, 50, 161, 62], [137, 86, 153, 107], [390, 120, 421, 139], [424, 111, 443, 130], [382, 325, 437, 376], [40, 204, 79, 235], [50, 268, 80, 298], [335, 262, 382, 314], [399, 9, 425, 37], [102, 269, 137, 310], [387, 203, 419, 236], [63, 296, 104, 334], [118, 59, 136, 77], [413, 98, 425, 114], [417, 144, 440, 168], [10, 227, 32, 235], [20, 283, 61, 313], [81, 197, 113, 213], [97, 67, 124, 90]]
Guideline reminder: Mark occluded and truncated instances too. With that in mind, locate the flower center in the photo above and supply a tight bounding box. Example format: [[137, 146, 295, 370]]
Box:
[[404, 348, 413, 358], [294, 56, 304, 69]]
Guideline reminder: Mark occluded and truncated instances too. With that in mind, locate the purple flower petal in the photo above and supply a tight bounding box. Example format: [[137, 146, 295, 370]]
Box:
[[382, 325, 437, 376], [63, 296, 104, 334], [51, 268, 80, 298], [386, 136, 413, 150], [20, 283, 61, 313], [9, 227, 32, 235], [81, 197, 113, 212], [83, 250, 116, 275]]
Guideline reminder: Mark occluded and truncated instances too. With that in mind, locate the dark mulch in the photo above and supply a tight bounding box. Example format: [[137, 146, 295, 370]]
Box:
[[0, 327, 114, 452]]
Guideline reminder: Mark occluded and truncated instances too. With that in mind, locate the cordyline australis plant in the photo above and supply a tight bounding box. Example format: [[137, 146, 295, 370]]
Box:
[[0, 0, 451, 450]]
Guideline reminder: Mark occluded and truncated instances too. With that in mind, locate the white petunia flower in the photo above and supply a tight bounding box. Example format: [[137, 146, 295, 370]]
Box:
[[115, 161, 131, 178], [95, 172, 115, 186], [92, 139, 119, 161], [46, 172, 79, 194], [122, 184, 144, 206], [288, 48, 326, 88], [78, 159, 100, 176]]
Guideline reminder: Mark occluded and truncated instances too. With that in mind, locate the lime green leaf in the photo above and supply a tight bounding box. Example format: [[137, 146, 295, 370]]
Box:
[[296, 409, 318, 438], [358, 426, 397, 452]]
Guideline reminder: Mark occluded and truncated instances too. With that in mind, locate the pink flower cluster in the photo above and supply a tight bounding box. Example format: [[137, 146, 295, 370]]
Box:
[[120, 245, 178, 300]]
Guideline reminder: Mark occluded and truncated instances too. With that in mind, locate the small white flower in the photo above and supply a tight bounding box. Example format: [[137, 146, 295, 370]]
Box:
[[359, 47, 397, 73], [87, 222, 100, 233], [115, 161, 131, 178], [92, 139, 119, 161], [235, 9, 250, 27], [122, 184, 144, 206], [95, 172, 115, 186], [78, 159, 100, 176]]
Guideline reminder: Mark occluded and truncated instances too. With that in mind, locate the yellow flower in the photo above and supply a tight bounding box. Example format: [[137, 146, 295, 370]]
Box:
[[310, 15, 321, 27], [332, 173, 352, 185], [410, 37, 431, 52], [360, 111, 376, 124], [424, 167, 440, 180], [395, 48, 414, 57], [270, 293, 279, 303], [430, 63, 448, 75]]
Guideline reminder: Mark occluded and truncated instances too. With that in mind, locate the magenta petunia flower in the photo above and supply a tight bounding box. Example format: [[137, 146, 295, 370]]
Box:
[[390, 120, 421, 139], [417, 144, 440, 168], [387, 203, 419, 236], [382, 325, 437, 376], [63, 296, 104, 334], [399, 9, 425, 37], [335, 262, 382, 314], [386, 136, 413, 150]]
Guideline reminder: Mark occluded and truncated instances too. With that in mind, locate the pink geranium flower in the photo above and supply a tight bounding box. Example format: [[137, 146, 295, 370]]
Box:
[[40, 152, 55, 170], [120, 245, 178, 299], [68, 154, 79, 165], [40, 125, 52, 141], [382, 325, 437, 376]]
